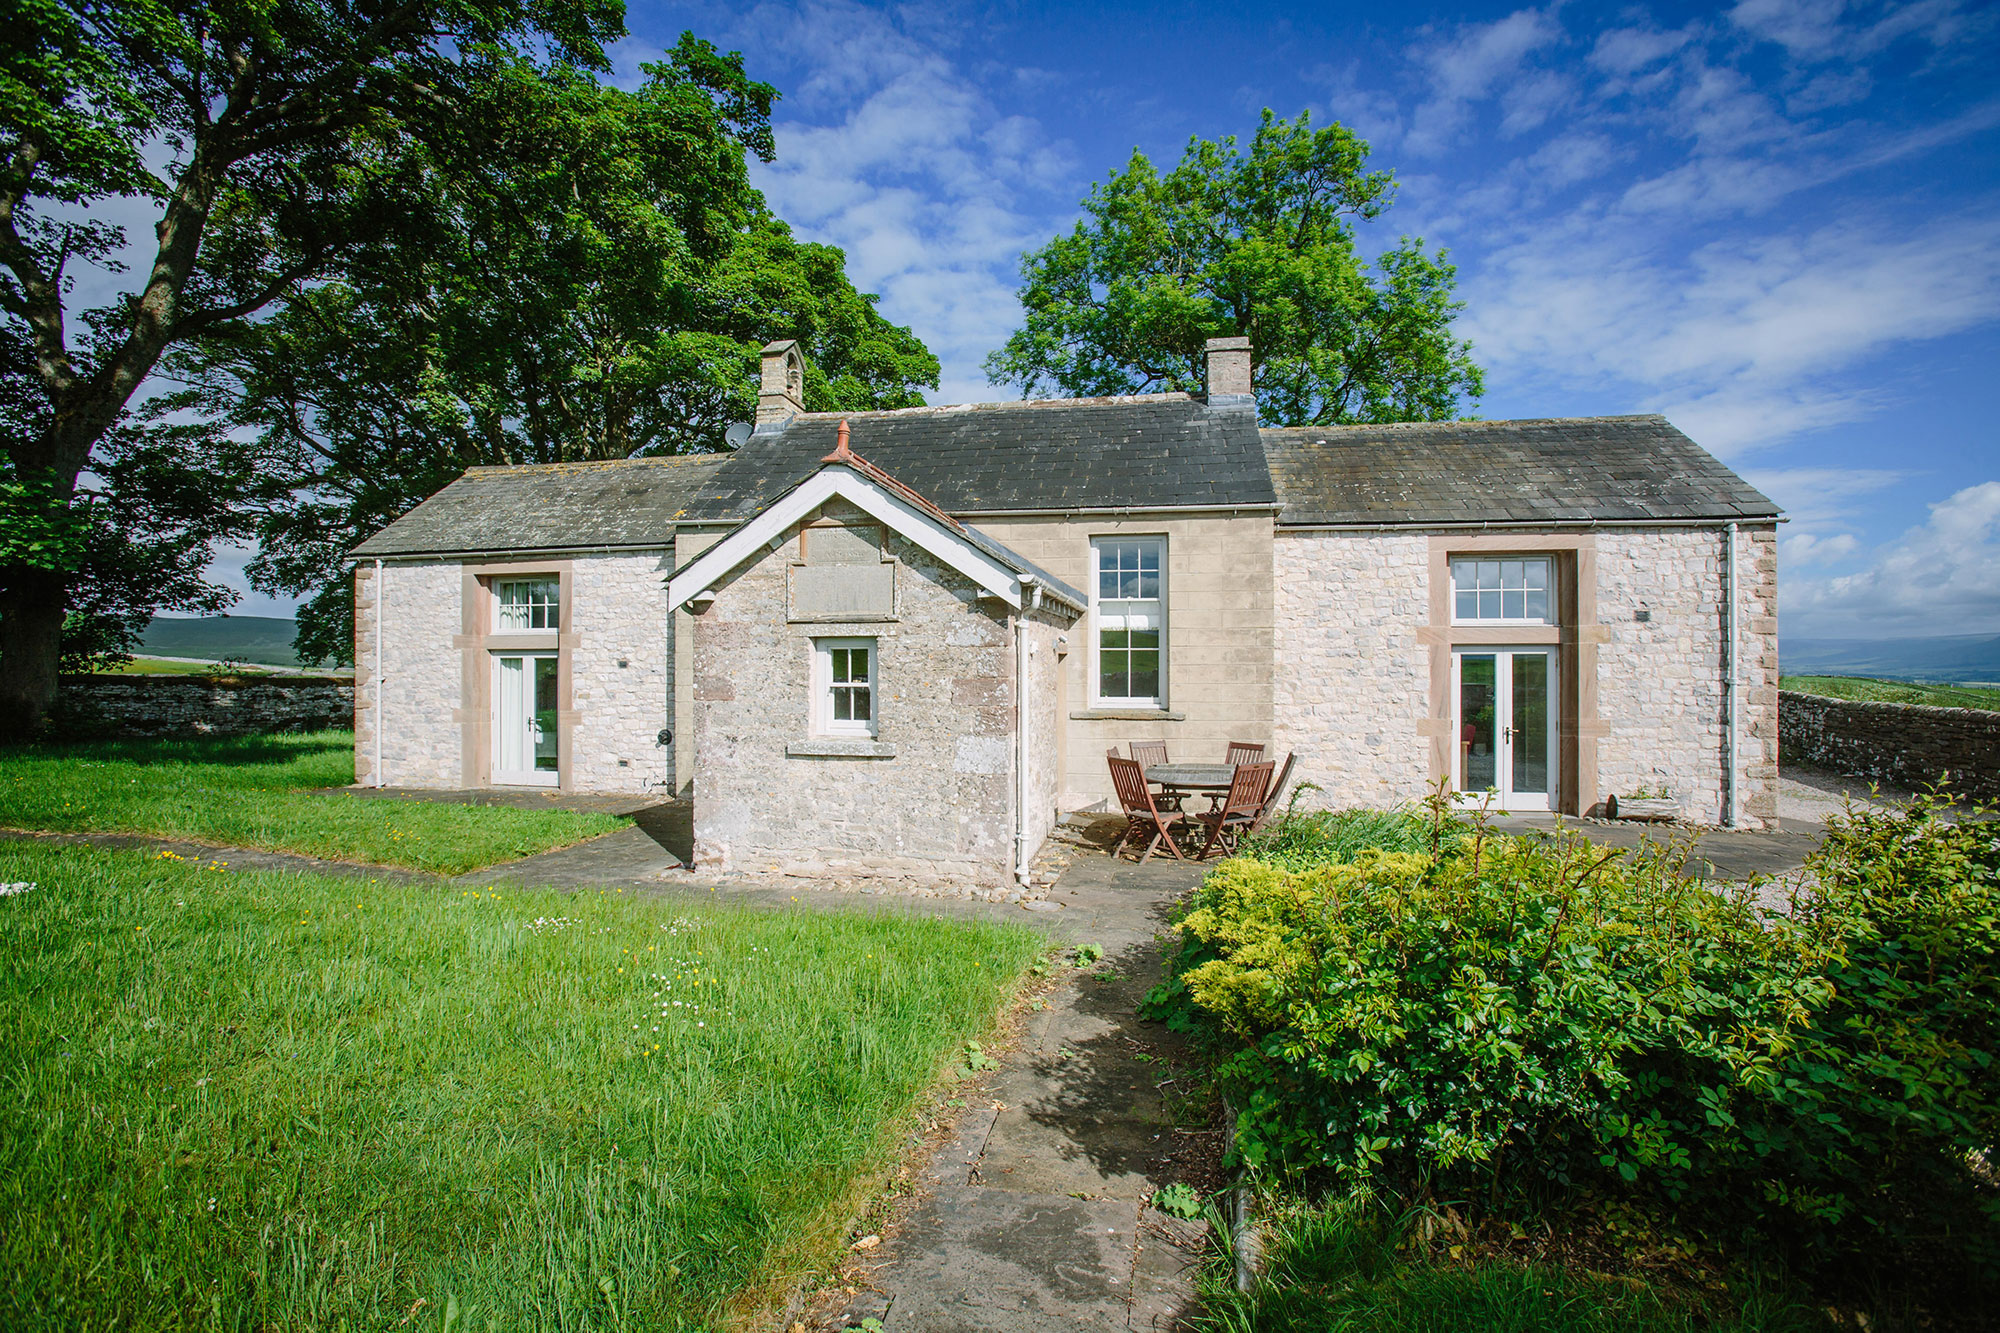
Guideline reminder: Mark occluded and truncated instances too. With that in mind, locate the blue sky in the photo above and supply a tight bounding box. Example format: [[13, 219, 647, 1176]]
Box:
[[595, 0, 2000, 642]]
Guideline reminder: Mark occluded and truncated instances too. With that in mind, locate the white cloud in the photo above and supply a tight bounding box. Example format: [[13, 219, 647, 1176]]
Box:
[[1728, 0, 1978, 60], [1404, 8, 1565, 156], [1781, 531, 1860, 564], [1785, 482, 2000, 635], [739, 0, 1075, 403], [1460, 211, 2000, 452], [1588, 23, 1697, 75]]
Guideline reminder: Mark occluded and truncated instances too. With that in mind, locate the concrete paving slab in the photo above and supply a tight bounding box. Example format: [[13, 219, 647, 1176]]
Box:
[[861, 1188, 1141, 1330]]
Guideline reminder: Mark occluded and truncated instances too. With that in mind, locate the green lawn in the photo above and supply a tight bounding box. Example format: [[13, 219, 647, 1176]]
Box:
[[1782, 674, 2000, 710], [0, 731, 623, 874], [0, 842, 1042, 1331]]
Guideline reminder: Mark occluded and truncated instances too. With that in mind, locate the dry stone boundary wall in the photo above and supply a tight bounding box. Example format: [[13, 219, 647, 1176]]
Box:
[[58, 674, 355, 737], [1779, 689, 2000, 801]]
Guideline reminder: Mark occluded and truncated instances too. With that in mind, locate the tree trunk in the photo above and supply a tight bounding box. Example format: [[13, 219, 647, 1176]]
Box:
[[0, 566, 68, 739]]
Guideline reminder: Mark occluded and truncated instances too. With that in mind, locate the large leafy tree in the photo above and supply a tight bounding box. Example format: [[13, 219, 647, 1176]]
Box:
[[167, 58, 937, 666], [0, 0, 626, 734], [985, 111, 1484, 425]]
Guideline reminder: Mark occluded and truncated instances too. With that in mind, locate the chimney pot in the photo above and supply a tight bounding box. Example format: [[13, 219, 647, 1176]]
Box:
[[1204, 335, 1254, 409], [757, 338, 806, 426]]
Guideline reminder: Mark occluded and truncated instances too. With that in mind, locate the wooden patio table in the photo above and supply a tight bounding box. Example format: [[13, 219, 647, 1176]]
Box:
[[1146, 763, 1236, 810]]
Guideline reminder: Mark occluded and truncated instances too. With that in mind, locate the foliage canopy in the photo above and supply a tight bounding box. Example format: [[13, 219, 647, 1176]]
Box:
[[985, 111, 1484, 425]]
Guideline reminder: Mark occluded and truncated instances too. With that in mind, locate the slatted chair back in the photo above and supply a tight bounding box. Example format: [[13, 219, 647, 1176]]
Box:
[[1107, 752, 1187, 862], [1107, 754, 1161, 819], [1128, 740, 1169, 769], [1224, 740, 1266, 766], [1248, 753, 1297, 834], [1222, 761, 1274, 819], [1195, 760, 1275, 859]]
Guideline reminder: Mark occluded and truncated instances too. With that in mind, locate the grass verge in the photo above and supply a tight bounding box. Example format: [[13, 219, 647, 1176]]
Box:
[[1781, 673, 2000, 710], [1194, 1191, 1831, 1333], [0, 842, 1042, 1331], [0, 731, 623, 874]]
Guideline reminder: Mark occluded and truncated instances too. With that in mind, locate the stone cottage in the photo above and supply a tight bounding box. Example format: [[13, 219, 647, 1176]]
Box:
[[353, 337, 1781, 891]]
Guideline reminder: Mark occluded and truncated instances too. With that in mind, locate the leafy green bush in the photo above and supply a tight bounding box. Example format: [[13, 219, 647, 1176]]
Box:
[[1147, 794, 2000, 1278]]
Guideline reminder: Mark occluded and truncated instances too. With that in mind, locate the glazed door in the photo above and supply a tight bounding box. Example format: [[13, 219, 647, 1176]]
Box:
[[494, 653, 559, 786], [1453, 648, 1555, 812]]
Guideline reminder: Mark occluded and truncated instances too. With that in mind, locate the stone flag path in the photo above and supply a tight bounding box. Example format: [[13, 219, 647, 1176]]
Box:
[[814, 850, 1214, 1333]]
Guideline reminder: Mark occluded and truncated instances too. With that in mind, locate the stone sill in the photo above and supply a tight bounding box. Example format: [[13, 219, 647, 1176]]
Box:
[[787, 740, 897, 759], [1069, 708, 1187, 721]]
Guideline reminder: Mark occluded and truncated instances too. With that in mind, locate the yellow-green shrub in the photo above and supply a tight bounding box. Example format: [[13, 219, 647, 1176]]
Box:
[[1145, 797, 2000, 1276]]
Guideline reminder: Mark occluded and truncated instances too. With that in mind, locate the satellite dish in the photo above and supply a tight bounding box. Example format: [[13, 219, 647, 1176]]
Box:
[[724, 422, 753, 448]]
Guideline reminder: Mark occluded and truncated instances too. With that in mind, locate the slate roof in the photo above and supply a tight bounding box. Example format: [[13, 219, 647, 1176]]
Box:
[[352, 454, 728, 557], [351, 406, 1779, 559], [679, 395, 1275, 521], [1260, 415, 1779, 527]]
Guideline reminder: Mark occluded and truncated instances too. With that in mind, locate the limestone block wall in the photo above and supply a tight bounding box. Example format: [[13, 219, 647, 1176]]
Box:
[[354, 560, 462, 788], [1271, 530, 1433, 808], [1593, 525, 1778, 827], [1779, 691, 2000, 800], [60, 674, 354, 737], [567, 551, 676, 794], [972, 511, 1275, 809], [689, 526, 1023, 888], [1269, 524, 1778, 826]]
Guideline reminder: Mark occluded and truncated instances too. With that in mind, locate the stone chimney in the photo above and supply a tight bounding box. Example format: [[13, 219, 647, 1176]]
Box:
[[757, 338, 806, 427], [1204, 335, 1254, 408]]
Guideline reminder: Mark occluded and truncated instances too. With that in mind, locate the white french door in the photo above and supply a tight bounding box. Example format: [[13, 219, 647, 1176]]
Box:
[[493, 654, 559, 786], [1452, 648, 1556, 812]]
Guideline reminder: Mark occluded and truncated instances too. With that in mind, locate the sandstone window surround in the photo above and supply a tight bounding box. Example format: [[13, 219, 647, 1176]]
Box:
[[1091, 535, 1166, 709], [454, 561, 577, 789], [814, 636, 877, 737], [1418, 535, 1607, 817]]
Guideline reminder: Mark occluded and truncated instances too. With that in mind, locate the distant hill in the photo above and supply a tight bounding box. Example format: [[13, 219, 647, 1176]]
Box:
[[1782, 634, 2000, 684], [140, 616, 300, 667]]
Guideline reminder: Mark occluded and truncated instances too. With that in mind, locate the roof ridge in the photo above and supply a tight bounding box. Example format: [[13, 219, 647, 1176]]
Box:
[[785, 392, 1198, 423], [462, 454, 726, 476], [1258, 413, 1671, 436]]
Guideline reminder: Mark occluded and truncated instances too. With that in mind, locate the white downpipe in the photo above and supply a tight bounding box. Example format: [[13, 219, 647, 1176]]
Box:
[[373, 557, 386, 789], [1014, 578, 1039, 890], [1723, 523, 1739, 827]]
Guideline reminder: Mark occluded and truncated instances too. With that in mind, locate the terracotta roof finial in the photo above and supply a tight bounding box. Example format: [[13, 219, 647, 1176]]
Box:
[[823, 418, 854, 464]]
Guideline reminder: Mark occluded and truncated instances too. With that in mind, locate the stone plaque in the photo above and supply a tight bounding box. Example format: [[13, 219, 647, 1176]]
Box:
[[789, 562, 896, 620], [806, 522, 882, 565]]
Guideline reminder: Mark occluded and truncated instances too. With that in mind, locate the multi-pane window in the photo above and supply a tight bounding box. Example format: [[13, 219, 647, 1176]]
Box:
[[818, 638, 876, 736], [1451, 557, 1551, 623], [1093, 538, 1164, 706], [496, 577, 560, 630]]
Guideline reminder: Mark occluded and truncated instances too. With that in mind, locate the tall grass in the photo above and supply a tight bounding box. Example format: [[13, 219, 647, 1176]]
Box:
[[1194, 1192, 1830, 1333], [1236, 801, 1450, 872], [0, 731, 623, 873], [0, 842, 1042, 1331]]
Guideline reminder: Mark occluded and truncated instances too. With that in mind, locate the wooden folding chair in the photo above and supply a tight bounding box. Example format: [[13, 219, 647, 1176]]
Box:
[[1246, 752, 1297, 837], [1127, 740, 1179, 810], [1196, 760, 1274, 860], [1107, 750, 1188, 863], [1224, 740, 1266, 766]]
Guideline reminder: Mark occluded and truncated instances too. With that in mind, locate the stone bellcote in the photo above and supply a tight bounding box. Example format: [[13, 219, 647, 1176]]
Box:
[[1204, 335, 1254, 410], [757, 339, 806, 426]]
